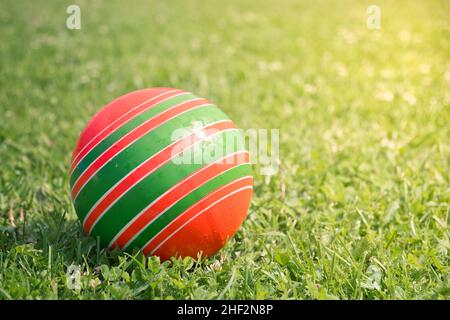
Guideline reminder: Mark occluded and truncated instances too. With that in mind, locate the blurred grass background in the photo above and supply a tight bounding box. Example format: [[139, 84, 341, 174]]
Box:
[[0, 0, 449, 299]]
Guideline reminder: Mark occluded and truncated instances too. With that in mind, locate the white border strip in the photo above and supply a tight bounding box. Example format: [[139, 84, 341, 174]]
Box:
[[118, 156, 250, 250], [82, 122, 238, 233], [71, 89, 184, 171], [71, 100, 210, 199], [149, 185, 253, 255]]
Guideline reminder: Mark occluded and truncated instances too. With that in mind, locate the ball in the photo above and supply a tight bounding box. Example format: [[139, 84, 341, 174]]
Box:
[[70, 88, 253, 260]]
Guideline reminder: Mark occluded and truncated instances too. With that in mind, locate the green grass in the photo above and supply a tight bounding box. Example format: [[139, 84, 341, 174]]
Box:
[[0, 0, 449, 299]]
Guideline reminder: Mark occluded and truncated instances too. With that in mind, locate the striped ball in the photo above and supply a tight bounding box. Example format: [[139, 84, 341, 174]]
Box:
[[70, 88, 253, 261]]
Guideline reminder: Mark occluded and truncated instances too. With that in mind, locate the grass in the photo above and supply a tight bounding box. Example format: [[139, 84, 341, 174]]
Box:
[[0, 0, 449, 299]]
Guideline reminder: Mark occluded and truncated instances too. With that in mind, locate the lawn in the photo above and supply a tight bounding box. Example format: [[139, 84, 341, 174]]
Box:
[[0, 0, 449, 299]]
